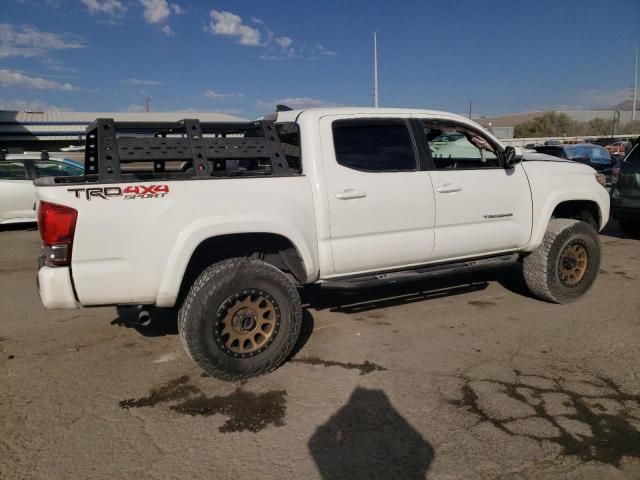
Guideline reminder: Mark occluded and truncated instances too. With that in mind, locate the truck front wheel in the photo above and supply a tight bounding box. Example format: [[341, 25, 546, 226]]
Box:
[[523, 219, 601, 304], [178, 258, 302, 380]]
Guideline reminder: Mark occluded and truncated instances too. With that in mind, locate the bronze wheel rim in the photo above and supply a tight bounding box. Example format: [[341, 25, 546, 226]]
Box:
[[558, 240, 589, 287], [214, 289, 280, 358]]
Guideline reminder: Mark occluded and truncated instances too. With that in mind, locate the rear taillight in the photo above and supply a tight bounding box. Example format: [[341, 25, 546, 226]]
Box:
[[38, 201, 78, 266]]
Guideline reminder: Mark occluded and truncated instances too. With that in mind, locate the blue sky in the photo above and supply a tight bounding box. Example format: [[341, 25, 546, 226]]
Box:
[[1, 0, 639, 118]]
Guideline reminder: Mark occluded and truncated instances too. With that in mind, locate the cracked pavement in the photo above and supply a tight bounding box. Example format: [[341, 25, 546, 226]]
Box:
[[1, 222, 639, 479]]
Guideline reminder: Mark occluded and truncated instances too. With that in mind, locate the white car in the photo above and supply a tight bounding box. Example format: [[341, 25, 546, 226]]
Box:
[[0, 154, 84, 224], [60, 145, 85, 152]]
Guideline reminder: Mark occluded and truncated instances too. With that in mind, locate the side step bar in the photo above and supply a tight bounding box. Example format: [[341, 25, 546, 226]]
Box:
[[320, 253, 519, 291]]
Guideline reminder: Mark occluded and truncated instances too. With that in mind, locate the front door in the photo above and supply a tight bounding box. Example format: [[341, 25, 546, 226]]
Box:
[[320, 115, 436, 276], [412, 117, 533, 260]]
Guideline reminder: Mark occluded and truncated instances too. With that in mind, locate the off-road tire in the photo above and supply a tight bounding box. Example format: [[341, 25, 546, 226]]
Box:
[[523, 219, 601, 304], [178, 257, 302, 380], [618, 219, 640, 238]]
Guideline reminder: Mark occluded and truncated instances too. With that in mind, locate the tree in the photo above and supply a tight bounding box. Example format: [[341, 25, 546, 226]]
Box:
[[514, 113, 636, 138], [514, 112, 578, 137]]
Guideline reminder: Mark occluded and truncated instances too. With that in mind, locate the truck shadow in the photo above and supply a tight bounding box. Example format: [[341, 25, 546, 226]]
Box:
[[309, 387, 434, 479], [110, 306, 316, 360], [110, 266, 526, 355]]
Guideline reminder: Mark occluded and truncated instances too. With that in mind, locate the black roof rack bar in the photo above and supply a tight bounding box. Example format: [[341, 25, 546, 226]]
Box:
[[182, 119, 211, 177], [260, 119, 289, 174], [95, 118, 122, 182], [84, 118, 295, 181], [85, 120, 253, 135]]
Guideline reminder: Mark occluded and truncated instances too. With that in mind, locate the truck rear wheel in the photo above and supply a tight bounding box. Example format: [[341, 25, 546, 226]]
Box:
[[178, 258, 302, 380], [523, 219, 601, 304]]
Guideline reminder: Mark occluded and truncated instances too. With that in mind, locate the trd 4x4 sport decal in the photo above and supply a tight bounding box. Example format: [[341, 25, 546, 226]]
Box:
[[67, 185, 169, 200]]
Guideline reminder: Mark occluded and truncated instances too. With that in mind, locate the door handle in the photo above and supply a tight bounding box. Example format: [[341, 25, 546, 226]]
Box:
[[436, 184, 463, 193], [335, 189, 367, 200]]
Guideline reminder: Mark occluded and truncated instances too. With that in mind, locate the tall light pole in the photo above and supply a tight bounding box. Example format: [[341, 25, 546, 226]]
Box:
[[373, 31, 379, 108], [633, 45, 638, 121]]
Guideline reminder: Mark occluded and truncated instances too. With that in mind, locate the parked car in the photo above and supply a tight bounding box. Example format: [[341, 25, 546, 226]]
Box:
[[533, 143, 616, 182], [60, 145, 85, 152], [0, 154, 84, 224], [610, 143, 640, 237], [34, 108, 609, 380]]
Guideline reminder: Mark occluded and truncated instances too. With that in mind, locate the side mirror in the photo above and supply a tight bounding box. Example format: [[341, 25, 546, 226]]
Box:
[[504, 146, 523, 168]]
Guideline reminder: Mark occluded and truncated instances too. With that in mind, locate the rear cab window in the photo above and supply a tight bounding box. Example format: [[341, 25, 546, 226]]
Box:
[[332, 119, 417, 172], [0, 161, 28, 180], [33, 160, 84, 177]]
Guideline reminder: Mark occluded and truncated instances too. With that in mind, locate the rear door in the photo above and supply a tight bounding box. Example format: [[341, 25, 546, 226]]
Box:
[[0, 160, 36, 222], [320, 115, 436, 276]]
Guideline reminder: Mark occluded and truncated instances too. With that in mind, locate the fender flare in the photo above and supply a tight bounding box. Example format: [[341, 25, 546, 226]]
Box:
[[154, 215, 317, 307]]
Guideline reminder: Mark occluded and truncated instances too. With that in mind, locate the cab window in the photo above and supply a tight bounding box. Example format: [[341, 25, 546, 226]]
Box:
[[332, 119, 417, 172], [0, 161, 28, 180], [33, 160, 84, 177], [422, 122, 499, 169]]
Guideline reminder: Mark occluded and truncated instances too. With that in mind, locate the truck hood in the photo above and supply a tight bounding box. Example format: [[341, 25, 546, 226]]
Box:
[[521, 152, 597, 177], [522, 151, 574, 163]]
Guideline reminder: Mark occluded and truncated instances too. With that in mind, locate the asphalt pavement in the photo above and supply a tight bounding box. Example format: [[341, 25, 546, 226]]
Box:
[[1, 222, 639, 479]]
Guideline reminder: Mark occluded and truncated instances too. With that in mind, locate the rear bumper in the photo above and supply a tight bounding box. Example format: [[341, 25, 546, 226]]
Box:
[[37, 262, 79, 309]]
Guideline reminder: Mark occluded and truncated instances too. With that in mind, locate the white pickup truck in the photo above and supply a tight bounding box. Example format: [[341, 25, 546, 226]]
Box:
[[34, 108, 609, 380]]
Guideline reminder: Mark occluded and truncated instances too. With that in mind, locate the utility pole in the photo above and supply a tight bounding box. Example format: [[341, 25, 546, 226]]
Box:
[[612, 110, 620, 138], [373, 31, 379, 108], [633, 45, 638, 121], [468, 100, 472, 119], [144, 96, 150, 113]]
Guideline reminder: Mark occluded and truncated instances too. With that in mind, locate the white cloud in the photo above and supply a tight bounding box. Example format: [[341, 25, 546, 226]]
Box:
[[0, 98, 72, 111], [0, 23, 85, 58], [258, 97, 341, 110], [161, 25, 174, 36], [81, 0, 127, 17], [170, 3, 184, 14], [0, 69, 76, 91], [205, 10, 337, 60], [140, 0, 170, 23], [573, 88, 631, 109], [204, 89, 243, 99], [127, 103, 146, 112], [207, 10, 261, 46], [275, 36, 292, 49], [124, 78, 162, 85], [313, 44, 337, 57]]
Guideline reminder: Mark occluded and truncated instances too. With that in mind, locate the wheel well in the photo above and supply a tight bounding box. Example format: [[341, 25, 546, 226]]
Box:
[[177, 233, 306, 307], [551, 200, 601, 229]]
